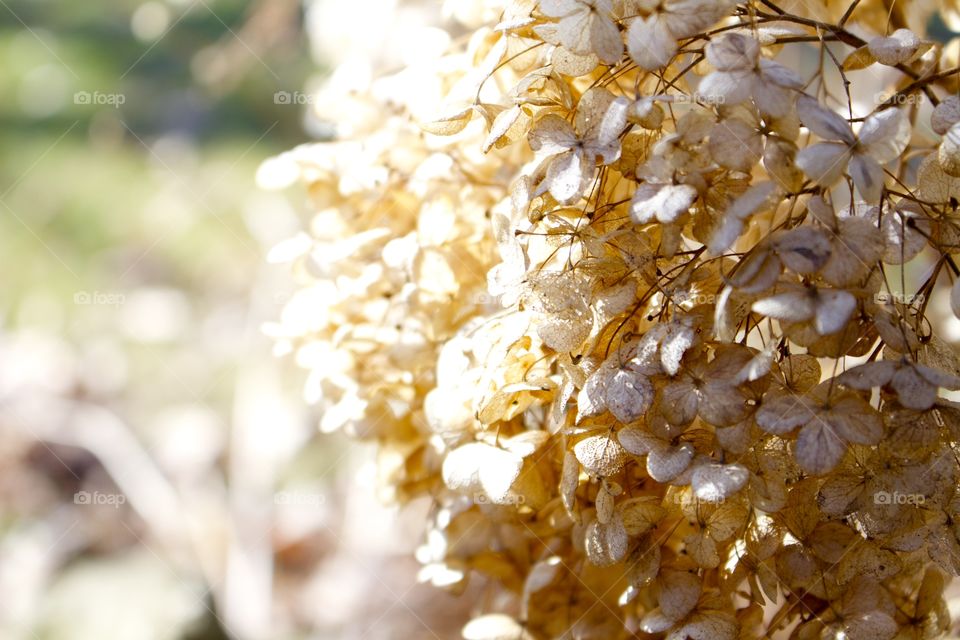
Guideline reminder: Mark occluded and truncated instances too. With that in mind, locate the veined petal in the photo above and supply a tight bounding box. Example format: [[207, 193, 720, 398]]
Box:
[[590, 10, 624, 64], [529, 114, 578, 155], [752, 76, 795, 118], [795, 142, 851, 186], [545, 149, 587, 202], [705, 33, 758, 70], [697, 70, 754, 107], [797, 95, 855, 143], [859, 108, 910, 163], [630, 183, 697, 224], [539, 0, 581, 17], [752, 290, 815, 324], [849, 153, 885, 204], [627, 15, 677, 70], [760, 59, 803, 89], [813, 289, 857, 335], [795, 420, 846, 475]]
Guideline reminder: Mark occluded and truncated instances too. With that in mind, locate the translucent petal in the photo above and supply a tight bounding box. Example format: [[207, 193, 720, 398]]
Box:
[[627, 14, 677, 70], [794, 421, 846, 475], [796, 95, 855, 143]]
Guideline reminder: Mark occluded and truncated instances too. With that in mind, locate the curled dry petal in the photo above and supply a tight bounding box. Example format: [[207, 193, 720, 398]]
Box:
[[585, 514, 629, 566], [574, 432, 627, 476], [692, 463, 750, 502], [630, 182, 698, 224]]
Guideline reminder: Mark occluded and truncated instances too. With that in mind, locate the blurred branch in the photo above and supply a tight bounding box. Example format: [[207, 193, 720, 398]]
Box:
[[193, 0, 302, 93]]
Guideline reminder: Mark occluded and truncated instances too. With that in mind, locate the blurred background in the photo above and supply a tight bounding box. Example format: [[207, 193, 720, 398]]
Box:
[[0, 0, 470, 638], [8, 2, 960, 639]]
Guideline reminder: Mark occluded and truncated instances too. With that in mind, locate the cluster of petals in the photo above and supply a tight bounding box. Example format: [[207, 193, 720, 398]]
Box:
[[265, 0, 960, 638]]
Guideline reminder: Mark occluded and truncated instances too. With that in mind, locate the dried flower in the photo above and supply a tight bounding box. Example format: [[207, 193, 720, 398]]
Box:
[[265, 0, 960, 637]]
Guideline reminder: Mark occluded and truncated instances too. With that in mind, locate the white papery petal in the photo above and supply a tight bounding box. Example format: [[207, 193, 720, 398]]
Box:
[[814, 289, 857, 335], [868, 29, 921, 66], [545, 149, 587, 202], [606, 369, 654, 423], [665, 0, 736, 37], [837, 361, 896, 389], [709, 118, 762, 170], [730, 181, 777, 220], [709, 216, 744, 255], [692, 463, 749, 502], [795, 421, 846, 475], [529, 114, 577, 155], [442, 442, 524, 503], [756, 393, 815, 435], [557, 6, 594, 54], [760, 59, 803, 89], [463, 614, 535, 640], [795, 142, 851, 186], [752, 290, 815, 323], [932, 96, 960, 135], [627, 15, 677, 70], [697, 70, 753, 107], [585, 516, 628, 566], [752, 75, 794, 118], [859, 108, 910, 163], [796, 95, 855, 143], [849, 153, 885, 204], [705, 33, 758, 70], [952, 279, 960, 320], [647, 442, 694, 482], [658, 570, 701, 621], [539, 0, 580, 17], [630, 183, 697, 224], [590, 10, 624, 64], [660, 324, 696, 376]]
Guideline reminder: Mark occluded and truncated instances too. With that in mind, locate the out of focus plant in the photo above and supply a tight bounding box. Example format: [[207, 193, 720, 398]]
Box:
[[265, 0, 960, 637]]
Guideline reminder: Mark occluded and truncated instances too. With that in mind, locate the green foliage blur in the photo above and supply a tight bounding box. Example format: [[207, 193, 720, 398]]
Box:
[[0, 0, 312, 320], [0, 4, 331, 637]]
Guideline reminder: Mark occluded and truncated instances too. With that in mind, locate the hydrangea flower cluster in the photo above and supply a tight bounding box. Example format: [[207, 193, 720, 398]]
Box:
[[265, 1, 960, 637]]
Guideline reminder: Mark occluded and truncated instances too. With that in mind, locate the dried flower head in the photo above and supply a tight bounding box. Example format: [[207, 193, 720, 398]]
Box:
[[265, 0, 960, 637]]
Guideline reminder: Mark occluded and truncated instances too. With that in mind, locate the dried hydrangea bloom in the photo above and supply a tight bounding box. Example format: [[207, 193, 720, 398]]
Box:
[[265, 0, 960, 637]]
